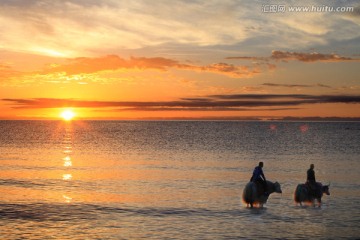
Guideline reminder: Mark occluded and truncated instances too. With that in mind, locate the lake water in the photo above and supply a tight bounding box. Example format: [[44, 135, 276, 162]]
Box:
[[0, 120, 359, 239]]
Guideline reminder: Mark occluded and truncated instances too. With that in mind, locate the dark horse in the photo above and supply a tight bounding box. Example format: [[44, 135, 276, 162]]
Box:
[[294, 183, 330, 207], [242, 180, 282, 208]]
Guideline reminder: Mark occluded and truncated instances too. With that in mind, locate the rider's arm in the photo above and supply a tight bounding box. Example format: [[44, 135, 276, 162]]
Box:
[[260, 169, 266, 181]]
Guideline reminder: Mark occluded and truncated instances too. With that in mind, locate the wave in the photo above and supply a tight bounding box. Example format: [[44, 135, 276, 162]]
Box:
[[0, 202, 247, 222]]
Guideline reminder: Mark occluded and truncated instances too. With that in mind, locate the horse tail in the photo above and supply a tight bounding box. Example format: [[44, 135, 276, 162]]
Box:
[[294, 184, 302, 203], [242, 182, 256, 204]]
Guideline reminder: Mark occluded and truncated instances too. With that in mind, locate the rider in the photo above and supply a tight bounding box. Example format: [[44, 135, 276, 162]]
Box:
[[251, 162, 268, 195], [306, 164, 319, 195]]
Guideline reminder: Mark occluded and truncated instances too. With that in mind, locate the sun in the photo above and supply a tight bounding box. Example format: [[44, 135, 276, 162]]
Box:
[[60, 109, 76, 121]]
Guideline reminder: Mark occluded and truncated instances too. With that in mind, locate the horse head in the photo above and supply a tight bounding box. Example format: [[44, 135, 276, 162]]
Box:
[[274, 181, 282, 193], [322, 185, 330, 195]]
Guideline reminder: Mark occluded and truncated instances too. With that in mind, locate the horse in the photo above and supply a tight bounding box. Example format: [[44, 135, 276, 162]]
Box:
[[294, 182, 330, 207], [242, 180, 282, 208]]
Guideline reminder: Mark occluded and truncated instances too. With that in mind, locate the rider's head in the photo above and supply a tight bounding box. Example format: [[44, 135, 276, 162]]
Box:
[[259, 162, 264, 168], [310, 164, 314, 169]]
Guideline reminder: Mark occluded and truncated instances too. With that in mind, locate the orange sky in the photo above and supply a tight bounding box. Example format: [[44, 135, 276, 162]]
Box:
[[0, 1, 359, 120]]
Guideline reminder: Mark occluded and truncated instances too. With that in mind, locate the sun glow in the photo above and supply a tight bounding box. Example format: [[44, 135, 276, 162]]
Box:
[[60, 109, 75, 121], [32, 47, 68, 57]]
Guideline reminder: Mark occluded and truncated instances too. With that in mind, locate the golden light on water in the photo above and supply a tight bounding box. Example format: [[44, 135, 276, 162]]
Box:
[[62, 195, 73, 203], [62, 173, 73, 181], [63, 156, 72, 167]]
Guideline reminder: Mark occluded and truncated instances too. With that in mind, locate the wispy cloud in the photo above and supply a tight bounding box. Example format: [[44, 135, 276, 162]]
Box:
[[2, 50, 354, 86], [262, 83, 332, 88], [227, 50, 360, 63], [3, 94, 359, 111], [1, 0, 359, 57], [42, 55, 180, 75], [50, 55, 265, 78], [105, 107, 300, 112], [3, 55, 265, 81], [182, 62, 262, 78], [225, 56, 268, 61], [0, 1, 253, 56], [270, 51, 360, 62], [0, 63, 22, 80]]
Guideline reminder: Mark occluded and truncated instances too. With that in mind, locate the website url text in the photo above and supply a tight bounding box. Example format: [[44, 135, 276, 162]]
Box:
[[262, 5, 354, 13]]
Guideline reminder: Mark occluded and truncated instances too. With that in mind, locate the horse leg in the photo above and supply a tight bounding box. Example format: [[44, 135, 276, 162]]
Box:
[[317, 198, 322, 208]]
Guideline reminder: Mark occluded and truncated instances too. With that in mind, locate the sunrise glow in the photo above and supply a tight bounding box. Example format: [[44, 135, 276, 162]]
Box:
[[60, 110, 75, 121], [0, 1, 358, 120]]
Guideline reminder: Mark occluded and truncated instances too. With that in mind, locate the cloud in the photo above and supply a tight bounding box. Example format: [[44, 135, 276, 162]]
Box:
[[0, 54, 266, 85], [343, 5, 360, 25], [3, 94, 359, 111], [102, 107, 300, 112], [0, 0, 254, 56], [353, 5, 360, 16], [225, 56, 268, 61], [42, 55, 180, 75], [183, 62, 261, 78], [0, 50, 349, 85], [0, 63, 22, 81], [0, 0, 359, 59], [262, 83, 332, 88], [38, 55, 263, 79], [227, 51, 360, 63], [207, 94, 360, 105], [270, 50, 359, 62]]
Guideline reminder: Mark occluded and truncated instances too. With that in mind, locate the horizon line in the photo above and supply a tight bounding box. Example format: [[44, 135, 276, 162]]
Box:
[[1, 116, 360, 122]]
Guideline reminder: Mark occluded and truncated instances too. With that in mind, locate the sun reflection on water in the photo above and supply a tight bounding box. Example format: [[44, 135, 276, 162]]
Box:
[[61, 122, 74, 202], [63, 156, 72, 167], [63, 195, 73, 203], [63, 149, 72, 154], [62, 173, 72, 181]]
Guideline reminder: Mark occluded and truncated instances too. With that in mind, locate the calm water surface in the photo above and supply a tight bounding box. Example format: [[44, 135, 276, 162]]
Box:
[[0, 121, 359, 239]]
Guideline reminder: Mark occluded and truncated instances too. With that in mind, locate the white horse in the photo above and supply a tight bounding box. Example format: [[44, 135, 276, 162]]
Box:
[[294, 183, 330, 207], [242, 180, 282, 208]]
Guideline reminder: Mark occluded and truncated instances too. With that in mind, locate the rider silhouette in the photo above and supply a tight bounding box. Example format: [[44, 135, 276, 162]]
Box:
[[306, 164, 319, 196], [251, 162, 268, 195], [307, 164, 316, 182]]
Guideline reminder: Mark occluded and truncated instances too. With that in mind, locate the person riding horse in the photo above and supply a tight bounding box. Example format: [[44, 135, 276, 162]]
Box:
[[251, 162, 268, 196], [306, 164, 320, 196]]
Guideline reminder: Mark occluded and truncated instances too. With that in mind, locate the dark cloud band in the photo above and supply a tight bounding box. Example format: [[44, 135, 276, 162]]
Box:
[[3, 94, 360, 111]]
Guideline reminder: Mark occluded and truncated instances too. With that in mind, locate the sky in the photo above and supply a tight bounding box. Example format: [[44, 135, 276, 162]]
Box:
[[0, 0, 359, 120]]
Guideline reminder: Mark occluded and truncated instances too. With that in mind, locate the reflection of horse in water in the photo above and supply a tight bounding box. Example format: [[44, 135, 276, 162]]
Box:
[[242, 180, 282, 208], [294, 183, 330, 207]]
